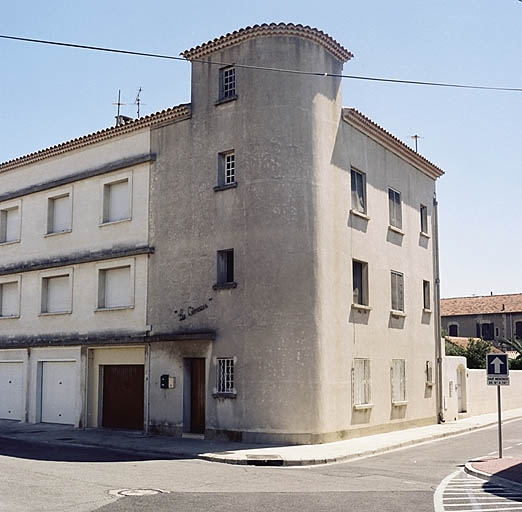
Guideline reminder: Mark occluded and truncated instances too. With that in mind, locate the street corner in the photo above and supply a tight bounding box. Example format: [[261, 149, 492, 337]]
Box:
[[465, 457, 522, 492]]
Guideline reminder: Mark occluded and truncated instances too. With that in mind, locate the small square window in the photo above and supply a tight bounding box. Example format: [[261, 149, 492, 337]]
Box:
[[420, 204, 428, 234], [0, 204, 21, 243], [217, 358, 235, 394], [98, 265, 133, 309], [102, 178, 131, 224], [353, 358, 371, 406], [41, 274, 72, 314], [215, 249, 235, 288], [391, 271, 404, 312], [219, 67, 236, 100], [391, 359, 406, 403], [47, 193, 72, 234], [0, 280, 20, 318], [352, 260, 369, 306], [388, 188, 402, 229], [423, 280, 431, 310], [351, 168, 367, 214]]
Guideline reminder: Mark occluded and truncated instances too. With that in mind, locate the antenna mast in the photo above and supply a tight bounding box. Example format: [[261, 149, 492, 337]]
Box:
[[135, 87, 142, 118]]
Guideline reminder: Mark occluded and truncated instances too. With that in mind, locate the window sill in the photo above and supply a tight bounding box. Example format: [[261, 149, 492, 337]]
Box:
[[352, 303, 372, 312], [95, 305, 134, 312], [423, 308, 432, 314], [0, 239, 20, 246], [353, 403, 374, 410], [390, 310, 406, 318], [0, 315, 20, 320], [213, 282, 237, 290], [213, 392, 237, 399], [350, 209, 370, 221], [392, 400, 408, 407], [388, 225, 405, 236], [214, 182, 238, 192], [39, 311, 72, 316], [44, 229, 72, 238], [420, 231, 430, 239], [99, 218, 132, 227], [215, 95, 238, 106]]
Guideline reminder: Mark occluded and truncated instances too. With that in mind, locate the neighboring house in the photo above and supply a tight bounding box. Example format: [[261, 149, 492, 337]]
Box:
[[0, 23, 444, 444], [441, 293, 522, 344]]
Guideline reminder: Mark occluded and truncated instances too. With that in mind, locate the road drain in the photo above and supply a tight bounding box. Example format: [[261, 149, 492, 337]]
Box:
[[109, 489, 170, 497]]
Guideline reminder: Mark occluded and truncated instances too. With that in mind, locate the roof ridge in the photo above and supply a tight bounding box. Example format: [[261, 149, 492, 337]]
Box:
[[442, 293, 522, 300], [181, 23, 353, 62], [0, 103, 191, 173]]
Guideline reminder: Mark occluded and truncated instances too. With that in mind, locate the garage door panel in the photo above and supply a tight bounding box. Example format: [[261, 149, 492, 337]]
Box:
[[41, 361, 76, 425], [0, 362, 23, 421]]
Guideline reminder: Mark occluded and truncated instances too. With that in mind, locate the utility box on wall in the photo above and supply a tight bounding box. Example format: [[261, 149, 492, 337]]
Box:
[[160, 374, 175, 389]]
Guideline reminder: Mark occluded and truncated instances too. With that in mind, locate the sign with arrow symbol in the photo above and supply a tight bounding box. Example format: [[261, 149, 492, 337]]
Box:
[[487, 353, 510, 386]]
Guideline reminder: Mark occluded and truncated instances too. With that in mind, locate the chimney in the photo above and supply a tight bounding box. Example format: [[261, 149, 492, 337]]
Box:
[[490, 291, 493, 296]]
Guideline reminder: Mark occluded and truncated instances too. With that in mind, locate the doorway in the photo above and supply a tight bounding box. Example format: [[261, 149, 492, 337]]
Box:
[[102, 364, 144, 430], [183, 358, 206, 434]]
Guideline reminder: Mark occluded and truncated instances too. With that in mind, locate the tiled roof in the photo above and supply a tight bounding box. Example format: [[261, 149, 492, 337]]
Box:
[[441, 293, 522, 316], [342, 108, 445, 180], [446, 336, 502, 352], [181, 23, 353, 63], [0, 104, 191, 173]]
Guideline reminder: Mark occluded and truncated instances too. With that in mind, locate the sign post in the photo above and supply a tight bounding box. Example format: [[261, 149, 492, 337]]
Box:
[[487, 353, 510, 459]]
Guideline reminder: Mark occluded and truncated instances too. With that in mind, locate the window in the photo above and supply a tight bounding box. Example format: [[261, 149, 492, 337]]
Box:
[[214, 249, 236, 288], [219, 67, 236, 100], [0, 203, 21, 243], [41, 274, 72, 314], [350, 168, 366, 214], [391, 271, 404, 312], [515, 321, 522, 339], [391, 359, 406, 404], [388, 188, 402, 229], [102, 177, 131, 224], [217, 358, 235, 394], [353, 358, 371, 407], [352, 260, 369, 306], [420, 204, 428, 234], [0, 280, 20, 318], [47, 191, 72, 234], [423, 280, 431, 310], [479, 322, 494, 341], [97, 265, 133, 309], [448, 324, 459, 337], [216, 151, 236, 188]]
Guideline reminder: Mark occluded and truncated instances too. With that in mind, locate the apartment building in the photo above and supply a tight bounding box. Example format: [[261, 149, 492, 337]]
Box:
[[0, 23, 444, 444]]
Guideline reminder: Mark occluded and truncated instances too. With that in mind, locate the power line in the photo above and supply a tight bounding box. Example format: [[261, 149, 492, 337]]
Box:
[[1, 33, 522, 92]]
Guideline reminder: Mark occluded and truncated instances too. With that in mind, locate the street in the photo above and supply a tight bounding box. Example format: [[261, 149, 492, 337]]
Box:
[[1, 419, 522, 512]]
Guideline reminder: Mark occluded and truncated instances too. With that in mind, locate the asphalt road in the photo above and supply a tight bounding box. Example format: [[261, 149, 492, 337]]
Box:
[[1, 418, 521, 512]]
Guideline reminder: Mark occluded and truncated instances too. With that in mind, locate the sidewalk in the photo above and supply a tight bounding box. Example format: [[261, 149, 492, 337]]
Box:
[[1, 408, 521, 467], [466, 457, 522, 492]]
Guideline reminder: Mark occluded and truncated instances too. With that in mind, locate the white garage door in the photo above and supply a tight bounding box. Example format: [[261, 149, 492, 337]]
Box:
[[41, 361, 76, 425], [0, 362, 23, 421]]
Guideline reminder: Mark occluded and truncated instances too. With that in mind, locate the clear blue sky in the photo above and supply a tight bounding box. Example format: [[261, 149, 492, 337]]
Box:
[[1, 0, 521, 298]]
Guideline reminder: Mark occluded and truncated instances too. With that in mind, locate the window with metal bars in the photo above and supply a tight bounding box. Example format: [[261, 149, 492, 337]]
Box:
[[219, 67, 236, 100], [217, 358, 235, 394]]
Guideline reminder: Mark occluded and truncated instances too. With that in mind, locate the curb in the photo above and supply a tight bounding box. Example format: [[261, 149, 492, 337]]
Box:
[[464, 462, 522, 493]]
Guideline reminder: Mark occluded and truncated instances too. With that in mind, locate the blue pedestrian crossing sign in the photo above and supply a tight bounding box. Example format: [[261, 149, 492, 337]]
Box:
[[487, 353, 510, 386]]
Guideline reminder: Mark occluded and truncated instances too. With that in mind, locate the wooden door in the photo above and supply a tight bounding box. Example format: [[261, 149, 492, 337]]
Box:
[[102, 364, 144, 430], [190, 358, 205, 434]]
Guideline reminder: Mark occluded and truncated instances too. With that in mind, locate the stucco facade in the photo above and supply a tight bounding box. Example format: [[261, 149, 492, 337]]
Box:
[[0, 23, 444, 444]]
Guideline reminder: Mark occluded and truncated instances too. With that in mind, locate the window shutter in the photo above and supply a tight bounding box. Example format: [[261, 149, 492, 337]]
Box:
[[1, 282, 18, 316], [108, 181, 129, 222], [364, 359, 371, 404], [388, 189, 395, 226], [46, 276, 70, 313], [398, 274, 404, 311], [395, 192, 402, 228], [5, 208, 19, 242], [105, 267, 131, 307], [52, 196, 70, 232]]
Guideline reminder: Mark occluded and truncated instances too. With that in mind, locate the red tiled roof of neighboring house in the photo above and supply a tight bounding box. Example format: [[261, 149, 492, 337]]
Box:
[[342, 108, 445, 180], [0, 104, 191, 173], [181, 23, 354, 63], [441, 293, 522, 317], [446, 337, 502, 352]]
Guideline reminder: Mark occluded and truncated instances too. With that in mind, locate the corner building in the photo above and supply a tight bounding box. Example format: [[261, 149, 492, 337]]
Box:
[[0, 24, 444, 444]]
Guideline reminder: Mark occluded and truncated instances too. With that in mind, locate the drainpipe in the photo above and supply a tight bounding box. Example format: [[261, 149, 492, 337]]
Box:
[[433, 191, 444, 423]]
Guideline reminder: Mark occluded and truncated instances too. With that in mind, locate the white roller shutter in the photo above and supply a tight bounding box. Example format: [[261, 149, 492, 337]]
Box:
[[0, 282, 19, 317], [45, 275, 70, 313], [5, 208, 20, 242], [51, 195, 70, 232], [108, 180, 129, 222], [104, 266, 131, 308]]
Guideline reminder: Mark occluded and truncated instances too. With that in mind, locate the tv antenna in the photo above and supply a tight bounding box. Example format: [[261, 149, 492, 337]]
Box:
[[133, 87, 145, 117], [112, 89, 133, 126], [410, 134, 423, 153]]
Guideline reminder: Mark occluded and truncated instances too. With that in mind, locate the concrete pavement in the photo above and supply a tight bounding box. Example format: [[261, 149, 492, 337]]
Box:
[[1, 408, 521, 467]]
